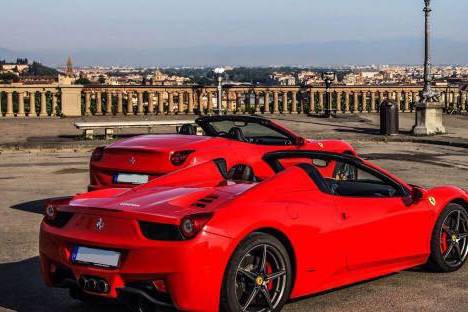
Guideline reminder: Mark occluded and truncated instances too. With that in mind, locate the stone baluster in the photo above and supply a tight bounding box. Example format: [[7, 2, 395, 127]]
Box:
[[395, 91, 402, 112], [361, 91, 368, 113], [96, 92, 103, 115], [227, 92, 234, 113], [187, 91, 194, 114], [51, 93, 57, 116], [282, 91, 288, 114], [117, 92, 123, 114], [137, 91, 144, 115], [29, 91, 37, 117], [370, 91, 377, 113], [412, 91, 419, 111], [178, 92, 184, 114], [318, 91, 324, 112], [40, 92, 47, 117], [254, 92, 260, 113], [344, 92, 350, 113], [198, 91, 206, 115], [158, 92, 164, 114], [264, 91, 270, 114], [461, 92, 468, 112], [352, 92, 359, 113], [454, 91, 460, 111], [337, 92, 343, 113], [207, 91, 213, 114], [168, 92, 174, 114], [236, 92, 243, 113], [309, 90, 315, 112], [106, 92, 113, 115], [84, 92, 91, 115], [126, 91, 133, 115], [404, 92, 411, 112], [273, 91, 279, 114], [5, 91, 14, 117], [291, 91, 298, 114], [147, 92, 154, 114], [18, 92, 25, 117]]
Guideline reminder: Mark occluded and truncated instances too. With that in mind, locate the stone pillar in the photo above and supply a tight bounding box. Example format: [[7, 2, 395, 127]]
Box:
[[361, 91, 368, 113], [126, 91, 133, 115], [254, 92, 260, 113], [95, 92, 103, 115], [344, 92, 350, 113], [198, 91, 206, 115], [370, 91, 377, 113], [227, 92, 234, 113], [158, 92, 164, 114], [396, 91, 402, 113], [281, 91, 288, 114], [117, 92, 123, 115], [291, 91, 298, 114], [353, 92, 359, 113], [309, 90, 315, 112], [461, 92, 468, 112], [187, 91, 194, 114], [18, 92, 25, 117], [273, 91, 279, 114], [236, 92, 243, 113], [5, 91, 14, 117], [84, 92, 91, 115], [148, 92, 154, 114], [168, 92, 174, 114], [137, 91, 144, 115], [207, 91, 213, 113], [106, 92, 113, 115], [337, 92, 343, 113], [40, 92, 47, 116], [318, 91, 324, 112], [264, 92, 270, 114], [60, 86, 83, 117], [51, 93, 57, 116], [178, 92, 184, 114], [29, 91, 37, 117], [404, 92, 411, 112]]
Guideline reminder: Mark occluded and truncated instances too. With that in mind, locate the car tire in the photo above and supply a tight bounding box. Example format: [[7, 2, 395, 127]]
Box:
[[220, 232, 292, 312], [427, 203, 468, 272]]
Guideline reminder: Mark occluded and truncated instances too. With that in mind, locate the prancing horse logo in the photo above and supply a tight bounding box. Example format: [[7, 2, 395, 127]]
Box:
[[128, 156, 136, 165], [96, 218, 105, 231]]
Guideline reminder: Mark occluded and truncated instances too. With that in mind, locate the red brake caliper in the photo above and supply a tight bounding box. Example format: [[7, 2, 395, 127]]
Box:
[[440, 232, 448, 254], [265, 262, 273, 291]]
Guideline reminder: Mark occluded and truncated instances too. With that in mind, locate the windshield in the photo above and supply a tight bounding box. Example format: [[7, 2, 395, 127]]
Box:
[[197, 117, 296, 146]]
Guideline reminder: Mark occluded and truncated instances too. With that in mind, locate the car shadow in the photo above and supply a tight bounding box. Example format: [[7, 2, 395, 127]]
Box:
[[0, 257, 127, 312]]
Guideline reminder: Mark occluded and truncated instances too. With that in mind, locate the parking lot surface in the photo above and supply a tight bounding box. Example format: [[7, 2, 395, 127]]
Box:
[[0, 141, 467, 312]]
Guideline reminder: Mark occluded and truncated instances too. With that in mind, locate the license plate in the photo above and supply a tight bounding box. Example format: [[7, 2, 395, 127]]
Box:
[[71, 246, 121, 268], [114, 173, 149, 185]]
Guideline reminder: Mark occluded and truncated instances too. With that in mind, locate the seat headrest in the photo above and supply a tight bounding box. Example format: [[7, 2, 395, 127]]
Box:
[[227, 164, 255, 182], [228, 127, 246, 142], [179, 124, 196, 135]]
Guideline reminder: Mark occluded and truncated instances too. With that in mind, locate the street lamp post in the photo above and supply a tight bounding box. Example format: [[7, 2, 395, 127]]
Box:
[[214, 67, 225, 115], [412, 0, 446, 136], [321, 71, 336, 118]]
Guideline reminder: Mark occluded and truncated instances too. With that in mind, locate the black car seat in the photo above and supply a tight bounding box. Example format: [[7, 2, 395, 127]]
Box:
[[228, 127, 246, 142], [227, 164, 256, 182], [179, 124, 196, 135], [295, 163, 332, 194]]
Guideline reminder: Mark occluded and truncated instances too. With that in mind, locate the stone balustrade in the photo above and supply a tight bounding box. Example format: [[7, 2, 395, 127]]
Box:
[[0, 84, 466, 117]]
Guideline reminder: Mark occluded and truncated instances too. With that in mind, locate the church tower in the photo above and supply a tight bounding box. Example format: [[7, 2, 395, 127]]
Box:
[[66, 56, 74, 77]]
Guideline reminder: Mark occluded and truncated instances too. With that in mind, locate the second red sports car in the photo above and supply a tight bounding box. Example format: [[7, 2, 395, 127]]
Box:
[[40, 150, 468, 311], [88, 115, 355, 191]]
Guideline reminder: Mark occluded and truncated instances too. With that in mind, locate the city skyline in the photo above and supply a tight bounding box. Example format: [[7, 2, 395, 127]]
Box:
[[0, 0, 467, 66]]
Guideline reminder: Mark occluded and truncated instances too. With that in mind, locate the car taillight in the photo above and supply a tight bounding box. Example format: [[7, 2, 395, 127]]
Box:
[[170, 150, 194, 166], [179, 213, 213, 239], [91, 146, 106, 162]]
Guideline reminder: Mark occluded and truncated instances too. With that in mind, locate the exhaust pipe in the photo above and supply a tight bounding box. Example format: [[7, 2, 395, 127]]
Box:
[[79, 276, 109, 294], [96, 280, 109, 293]]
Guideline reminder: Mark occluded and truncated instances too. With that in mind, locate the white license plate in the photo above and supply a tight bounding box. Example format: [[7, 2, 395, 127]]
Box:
[[115, 173, 149, 185], [72, 246, 121, 268]]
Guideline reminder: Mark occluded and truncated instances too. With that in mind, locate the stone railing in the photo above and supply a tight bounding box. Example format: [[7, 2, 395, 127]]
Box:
[[0, 84, 466, 117]]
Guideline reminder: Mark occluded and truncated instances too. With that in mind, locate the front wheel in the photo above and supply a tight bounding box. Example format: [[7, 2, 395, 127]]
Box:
[[221, 233, 292, 312], [427, 203, 468, 272]]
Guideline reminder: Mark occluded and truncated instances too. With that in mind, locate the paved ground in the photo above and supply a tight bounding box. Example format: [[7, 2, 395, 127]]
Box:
[[1, 140, 468, 312]]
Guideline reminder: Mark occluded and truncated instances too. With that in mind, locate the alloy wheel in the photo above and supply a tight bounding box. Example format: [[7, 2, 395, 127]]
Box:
[[440, 209, 468, 267]]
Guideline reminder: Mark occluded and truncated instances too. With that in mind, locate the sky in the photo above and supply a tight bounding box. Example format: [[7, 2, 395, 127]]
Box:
[[0, 0, 467, 66]]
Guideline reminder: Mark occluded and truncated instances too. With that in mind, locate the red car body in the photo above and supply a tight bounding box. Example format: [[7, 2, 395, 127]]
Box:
[[89, 115, 355, 191], [40, 150, 468, 311]]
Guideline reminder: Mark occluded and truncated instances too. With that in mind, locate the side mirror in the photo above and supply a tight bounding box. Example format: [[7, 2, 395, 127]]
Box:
[[295, 137, 306, 146], [409, 187, 425, 204]]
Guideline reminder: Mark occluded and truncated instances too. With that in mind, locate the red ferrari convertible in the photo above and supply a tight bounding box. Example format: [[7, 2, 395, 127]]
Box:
[[40, 150, 468, 312], [88, 115, 355, 191]]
